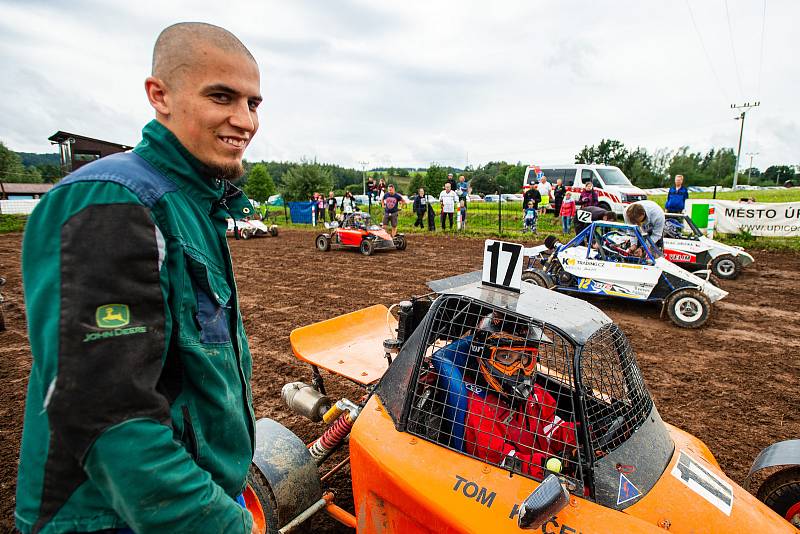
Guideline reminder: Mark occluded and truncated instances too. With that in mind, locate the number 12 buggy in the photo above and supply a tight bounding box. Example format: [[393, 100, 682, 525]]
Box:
[[523, 221, 728, 328]]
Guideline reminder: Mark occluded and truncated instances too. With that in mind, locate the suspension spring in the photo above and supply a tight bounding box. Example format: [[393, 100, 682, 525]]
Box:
[[309, 414, 354, 461]]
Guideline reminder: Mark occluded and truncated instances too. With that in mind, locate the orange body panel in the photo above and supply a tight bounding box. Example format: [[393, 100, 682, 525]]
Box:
[[290, 305, 397, 385], [349, 396, 797, 534]]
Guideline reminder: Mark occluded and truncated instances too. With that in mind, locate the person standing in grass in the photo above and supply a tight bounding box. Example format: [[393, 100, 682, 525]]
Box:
[[439, 182, 459, 230], [559, 192, 577, 234], [381, 183, 404, 237], [665, 174, 689, 214], [326, 191, 337, 221], [413, 187, 428, 228], [553, 177, 566, 220]]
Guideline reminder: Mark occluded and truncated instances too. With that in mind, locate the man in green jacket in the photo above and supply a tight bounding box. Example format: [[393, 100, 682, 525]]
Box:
[[16, 23, 262, 533]]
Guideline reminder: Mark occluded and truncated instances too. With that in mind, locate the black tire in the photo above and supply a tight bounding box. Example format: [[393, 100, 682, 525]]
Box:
[[269, 226, 278, 237], [665, 288, 711, 328], [246, 464, 280, 533], [315, 234, 330, 252], [711, 254, 741, 280], [521, 270, 553, 289], [394, 235, 407, 251], [756, 467, 800, 525], [359, 239, 375, 256], [708, 273, 722, 288], [598, 202, 611, 212], [241, 229, 251, 240]]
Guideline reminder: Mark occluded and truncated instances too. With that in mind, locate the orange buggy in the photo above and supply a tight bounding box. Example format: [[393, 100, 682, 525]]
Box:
[[243, 267, 799, 533]]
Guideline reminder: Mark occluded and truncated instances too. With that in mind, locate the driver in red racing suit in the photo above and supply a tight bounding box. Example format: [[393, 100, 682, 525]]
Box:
[[463, 328, 578, 479]]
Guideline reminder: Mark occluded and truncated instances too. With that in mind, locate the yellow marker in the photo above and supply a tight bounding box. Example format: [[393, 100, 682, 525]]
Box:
[[546, 457, 562, 473]]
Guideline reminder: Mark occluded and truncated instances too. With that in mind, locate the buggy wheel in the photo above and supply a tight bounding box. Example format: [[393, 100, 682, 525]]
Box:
[[241, 229, 251, 240], [394, 235, 407, 251], [756, 467, 800, 526], [711, 254, 740, 279], [666, 289, 711, 328], [315, 235, 330, 252], [598, 202, 611, 212], [246, 464, 280, 534], [707, 273, 722, 288], [269, 226, 278, 237], [359, 239, 375, 256], [521, 270, 553, 289]]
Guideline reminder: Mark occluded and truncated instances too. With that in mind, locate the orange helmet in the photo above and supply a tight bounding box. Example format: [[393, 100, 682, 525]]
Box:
[[476, 332, 538, 399]]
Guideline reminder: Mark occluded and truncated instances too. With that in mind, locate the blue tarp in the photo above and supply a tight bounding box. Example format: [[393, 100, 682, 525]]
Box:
[[288, 201, 315, 224]]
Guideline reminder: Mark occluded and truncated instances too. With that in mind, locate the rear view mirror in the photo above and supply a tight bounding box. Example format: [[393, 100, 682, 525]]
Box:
[[518, 474, 569, 530]]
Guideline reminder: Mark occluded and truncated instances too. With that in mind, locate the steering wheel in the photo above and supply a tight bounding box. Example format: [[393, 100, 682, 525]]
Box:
[[600, 231, 631, 259]]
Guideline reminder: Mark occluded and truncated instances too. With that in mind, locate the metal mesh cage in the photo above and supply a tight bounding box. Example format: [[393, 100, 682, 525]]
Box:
[[580, 323, 653, 454], [406, 295, 584, 488]]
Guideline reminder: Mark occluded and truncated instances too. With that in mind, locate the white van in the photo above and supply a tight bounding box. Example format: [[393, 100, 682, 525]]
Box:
[[523, 164, 648, 215]]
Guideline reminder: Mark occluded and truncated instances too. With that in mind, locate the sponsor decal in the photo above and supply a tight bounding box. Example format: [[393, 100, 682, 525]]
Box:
[[96, 304, 130, 328], [671, 450, 733, 516], [665, 251, 695, 263], [578, 278, 645, 299], [617, 472, 642, 505]]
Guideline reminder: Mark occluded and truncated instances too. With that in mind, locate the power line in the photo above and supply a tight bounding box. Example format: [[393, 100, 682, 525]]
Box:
[[684, 0, 730, 101], [723, 0, 745, 99]]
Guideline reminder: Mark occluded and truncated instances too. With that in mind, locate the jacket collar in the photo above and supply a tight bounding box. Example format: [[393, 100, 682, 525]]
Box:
[[133, 120, 253, 218]]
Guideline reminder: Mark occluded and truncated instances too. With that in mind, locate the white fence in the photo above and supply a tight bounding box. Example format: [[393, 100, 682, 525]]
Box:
[[0, 199, 40, 215]]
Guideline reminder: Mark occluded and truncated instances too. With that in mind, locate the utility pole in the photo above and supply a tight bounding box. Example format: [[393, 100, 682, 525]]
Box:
[[730, 101, 760, 189], [745, 152, 759, 184], [358, 160, 369, 195]]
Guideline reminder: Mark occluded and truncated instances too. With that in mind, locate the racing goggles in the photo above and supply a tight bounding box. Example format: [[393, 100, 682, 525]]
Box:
[[486, 335, 538, 377]]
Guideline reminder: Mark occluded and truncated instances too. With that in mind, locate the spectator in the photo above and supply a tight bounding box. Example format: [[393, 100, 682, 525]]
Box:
[[341, 190, 357, 214], [439, 182, 459, 230], [624, 200, 666, 249], [458, 199, 467, 230], [412, 187, 428, 228], [553, 178, 566, 219], [377, 177, 386, 201], [381, 183, 404, 237], [523, 200, 538, 234], [665, 174, 689, 214], [577, 180, 599, 208], [457, 175, 470, 201], [574, 206, 615, 235], [326, 191, 337, 221], [316, 192, 326, 222], [522, 185, 541, 215], [536, 175, 553, 215], [559, 192, 576, 234], [446, 173, 457, 190], [366, 175, 377, 202]]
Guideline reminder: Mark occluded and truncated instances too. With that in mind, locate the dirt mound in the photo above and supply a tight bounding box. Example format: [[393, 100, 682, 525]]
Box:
[[1, 230, 797, 532]]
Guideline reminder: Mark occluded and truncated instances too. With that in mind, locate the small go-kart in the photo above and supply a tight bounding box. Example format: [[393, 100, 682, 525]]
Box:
[[523, 221, 728, 328], [242, 241, 799, 533], [315, 211, 407, 256], [226, 218, 279, 239], [663, 213, 754, 279]]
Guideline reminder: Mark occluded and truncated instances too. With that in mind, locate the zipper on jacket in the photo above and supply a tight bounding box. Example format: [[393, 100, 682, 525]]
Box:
[[181, 405, 199, 461]]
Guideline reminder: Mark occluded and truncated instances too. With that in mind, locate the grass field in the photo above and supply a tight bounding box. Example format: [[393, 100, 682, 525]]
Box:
[[649, 187, 800, 206]]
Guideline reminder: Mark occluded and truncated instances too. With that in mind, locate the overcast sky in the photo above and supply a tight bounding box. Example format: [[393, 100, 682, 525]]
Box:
[[1, 0, 796, 172]]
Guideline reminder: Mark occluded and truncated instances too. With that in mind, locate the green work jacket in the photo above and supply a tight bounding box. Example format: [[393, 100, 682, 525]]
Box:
[[16, 120, 256, 533]]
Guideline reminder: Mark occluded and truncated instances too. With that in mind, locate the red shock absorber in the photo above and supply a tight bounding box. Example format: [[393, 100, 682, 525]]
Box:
[[309, 413, 354, 462]]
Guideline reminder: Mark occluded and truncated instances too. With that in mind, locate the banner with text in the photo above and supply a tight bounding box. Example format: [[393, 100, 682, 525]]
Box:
[[696, 199, 800, 237]]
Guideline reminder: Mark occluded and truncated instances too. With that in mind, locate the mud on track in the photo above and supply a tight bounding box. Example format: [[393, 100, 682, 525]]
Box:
[[1, 229, 798, 532]]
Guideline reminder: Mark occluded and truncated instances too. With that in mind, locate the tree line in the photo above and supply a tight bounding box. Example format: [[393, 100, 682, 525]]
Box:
[[2, 138, 797, 203]]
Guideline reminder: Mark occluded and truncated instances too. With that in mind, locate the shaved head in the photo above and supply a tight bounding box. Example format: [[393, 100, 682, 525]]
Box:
[[152, 22, 256, 86]]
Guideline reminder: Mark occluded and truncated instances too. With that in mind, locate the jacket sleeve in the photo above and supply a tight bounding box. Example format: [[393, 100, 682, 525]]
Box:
[[25, 184, 252, 533]]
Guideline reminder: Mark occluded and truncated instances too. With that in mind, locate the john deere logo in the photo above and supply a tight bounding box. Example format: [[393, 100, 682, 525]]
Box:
[[96, 304, 130, 329]]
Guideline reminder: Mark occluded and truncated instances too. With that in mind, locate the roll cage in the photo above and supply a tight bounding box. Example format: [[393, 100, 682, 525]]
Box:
[[559, 221, 662, 265], [375, 288, 672, 509]]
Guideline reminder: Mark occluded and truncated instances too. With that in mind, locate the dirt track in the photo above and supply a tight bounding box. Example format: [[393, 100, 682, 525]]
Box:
[[1, 229, 798, 532]]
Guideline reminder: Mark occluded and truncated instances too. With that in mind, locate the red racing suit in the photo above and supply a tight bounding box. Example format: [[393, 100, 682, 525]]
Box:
[[464, 383, 577, 479]]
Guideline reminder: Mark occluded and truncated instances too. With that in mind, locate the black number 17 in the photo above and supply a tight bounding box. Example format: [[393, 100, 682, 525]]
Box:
[[487, 241, 521, 287]]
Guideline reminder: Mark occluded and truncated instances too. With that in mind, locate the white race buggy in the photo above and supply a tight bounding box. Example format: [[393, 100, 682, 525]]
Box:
[[226, 218, 279, 240], [663, 213, 754, 280], [523, 221, 728, 328]]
